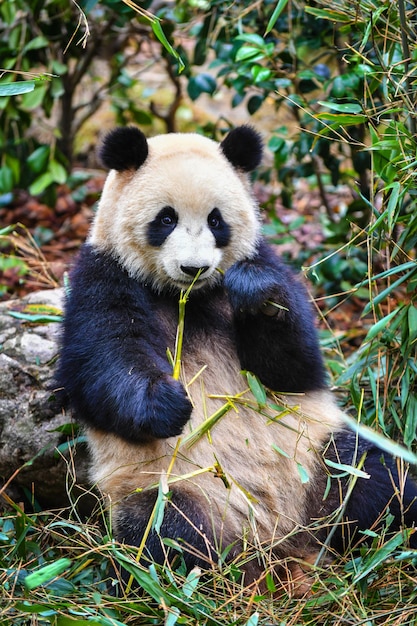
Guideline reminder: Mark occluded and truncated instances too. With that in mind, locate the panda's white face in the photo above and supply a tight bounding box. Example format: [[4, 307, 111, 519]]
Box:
[[90, 132, 262, 292]]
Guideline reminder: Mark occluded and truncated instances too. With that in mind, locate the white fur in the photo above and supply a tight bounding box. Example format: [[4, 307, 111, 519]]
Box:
[[88, 337, 345, 552]]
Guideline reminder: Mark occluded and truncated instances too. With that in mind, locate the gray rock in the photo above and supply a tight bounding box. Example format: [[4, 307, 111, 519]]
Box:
[[0, 289, 91, 512]]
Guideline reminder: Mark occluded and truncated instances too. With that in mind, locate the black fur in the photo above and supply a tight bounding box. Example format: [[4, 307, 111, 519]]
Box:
[[56, 245, 192, 442], [224, 240, 327, 391], [147, 206, 178, 247], [115, 488, 219, 570], [321, 431, 417, 550], [207, 208, 231, 248], [220, 126, 263, 172], [98, 126, 149, 171]]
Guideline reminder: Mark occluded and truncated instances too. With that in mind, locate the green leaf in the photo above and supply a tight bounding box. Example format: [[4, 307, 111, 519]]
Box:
[[23, 35, 48, 53], [305, 7, 353, 22], [111, 547, 172, 604], [246, 372, 267, 407], [50, 159, 68, 184], [318, 100, 362, 114], [408, 305, 417, 344], [315, 112, 367, 125], [353, 533, 407, 583], [5, 153, 20, 182], [404, 395, 417, 447], [386, 181, 402, 233], [296, 462, 310, 484], [364, 309, 400, 342], [235, 46, 265, 62], [0, 81, 35, 96], [251, 65, 272, 83], [27, 145, 50, 174], [187, 73, 216, 100], [0, 165, 14, 193], [341, 414, 417, 464], [363, 269, 414, 314], [182, 566, 201, 598], [24, 558, 72, 590], [21, 83, 47, 109], [29, 172, 54, 196], [15, 602, 57, 615], [151, 20, 185, 72], [235, 33, 265, 46], [325, 458, 370, 479], [265, 0, 289, 34], [247, 94, 264, 115]]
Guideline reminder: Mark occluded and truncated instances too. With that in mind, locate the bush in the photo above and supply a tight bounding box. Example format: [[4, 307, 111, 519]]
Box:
[[0, 0, 158, 199]]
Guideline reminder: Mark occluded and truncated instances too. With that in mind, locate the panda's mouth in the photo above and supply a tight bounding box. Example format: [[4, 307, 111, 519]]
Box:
[[171, 268, 221, 291], [173, 276, 209, 290]]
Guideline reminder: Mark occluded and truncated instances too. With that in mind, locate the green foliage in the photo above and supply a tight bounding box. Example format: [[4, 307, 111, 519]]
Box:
[[301, 0, 417, 447], [2, 497, 417, 624], [0, 0, 172, 199], [1, 1, 417, 622]]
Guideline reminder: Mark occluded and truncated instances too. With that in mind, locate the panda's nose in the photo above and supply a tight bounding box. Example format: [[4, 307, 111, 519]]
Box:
[[180, 265, 209, 277]]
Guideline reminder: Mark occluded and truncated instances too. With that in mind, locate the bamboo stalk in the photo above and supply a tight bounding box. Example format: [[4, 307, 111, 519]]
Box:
[[172, 270, 203, 381]]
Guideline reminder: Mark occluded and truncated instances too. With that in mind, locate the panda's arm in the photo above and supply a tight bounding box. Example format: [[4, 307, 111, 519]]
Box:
[[56, 245, 192, 442], [224, 239, 327, 393]]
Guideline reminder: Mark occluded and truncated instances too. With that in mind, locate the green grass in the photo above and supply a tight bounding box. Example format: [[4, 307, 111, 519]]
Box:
[[2, 459, 417, 626]]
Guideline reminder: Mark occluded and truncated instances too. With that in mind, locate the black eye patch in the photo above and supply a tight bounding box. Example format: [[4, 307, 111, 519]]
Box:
[[147, 206, 178, 247], [207, 208, 230, 248]]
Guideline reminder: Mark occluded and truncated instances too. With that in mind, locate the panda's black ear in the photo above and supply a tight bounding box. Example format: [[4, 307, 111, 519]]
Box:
[[220, 125, 263, 172], [98, 126, 149, 171]]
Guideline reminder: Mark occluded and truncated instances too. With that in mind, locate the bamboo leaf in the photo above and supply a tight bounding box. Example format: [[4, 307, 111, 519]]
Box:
[[24, 558, 72, 590], [246, 372, 267, 408], [265, 0, 289, 34], [182, 567, 201, 598], [363, 309, 401, 342], [296, 463, 310, 484], [315, 112, 367, 124], [304, 7, 353, 22], [353, 532, 407, 583], [151, 21, 185, 72], [363, 270, 414, 314], [408, 304, 417, 343], [244, 614, 259, 626], [0, 81, 35, 96], [325, 458, 370, 479], [341, 414, 417, 464], [165, 606, 180, 626], [318, 101, 363, 114]]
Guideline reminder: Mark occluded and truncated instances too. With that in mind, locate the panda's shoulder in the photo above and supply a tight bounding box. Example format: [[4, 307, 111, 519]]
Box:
[[70, 243, 121, 281], [67, 244, 151, 312]]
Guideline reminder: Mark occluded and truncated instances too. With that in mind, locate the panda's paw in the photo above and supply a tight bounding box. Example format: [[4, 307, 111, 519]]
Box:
[[224, 259, 288, 316], [138, 377, 193, 440]]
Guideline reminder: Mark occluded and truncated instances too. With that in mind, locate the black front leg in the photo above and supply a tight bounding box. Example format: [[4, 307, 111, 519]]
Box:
[[56, 245, 193, 443], [224, 240, 326, 393]]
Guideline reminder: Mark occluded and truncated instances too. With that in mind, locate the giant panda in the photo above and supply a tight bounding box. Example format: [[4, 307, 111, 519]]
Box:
[[56, 125, 417, 592]]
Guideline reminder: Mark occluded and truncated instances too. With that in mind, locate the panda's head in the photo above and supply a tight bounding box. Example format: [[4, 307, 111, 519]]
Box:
[[90, 126, 263, 292]]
